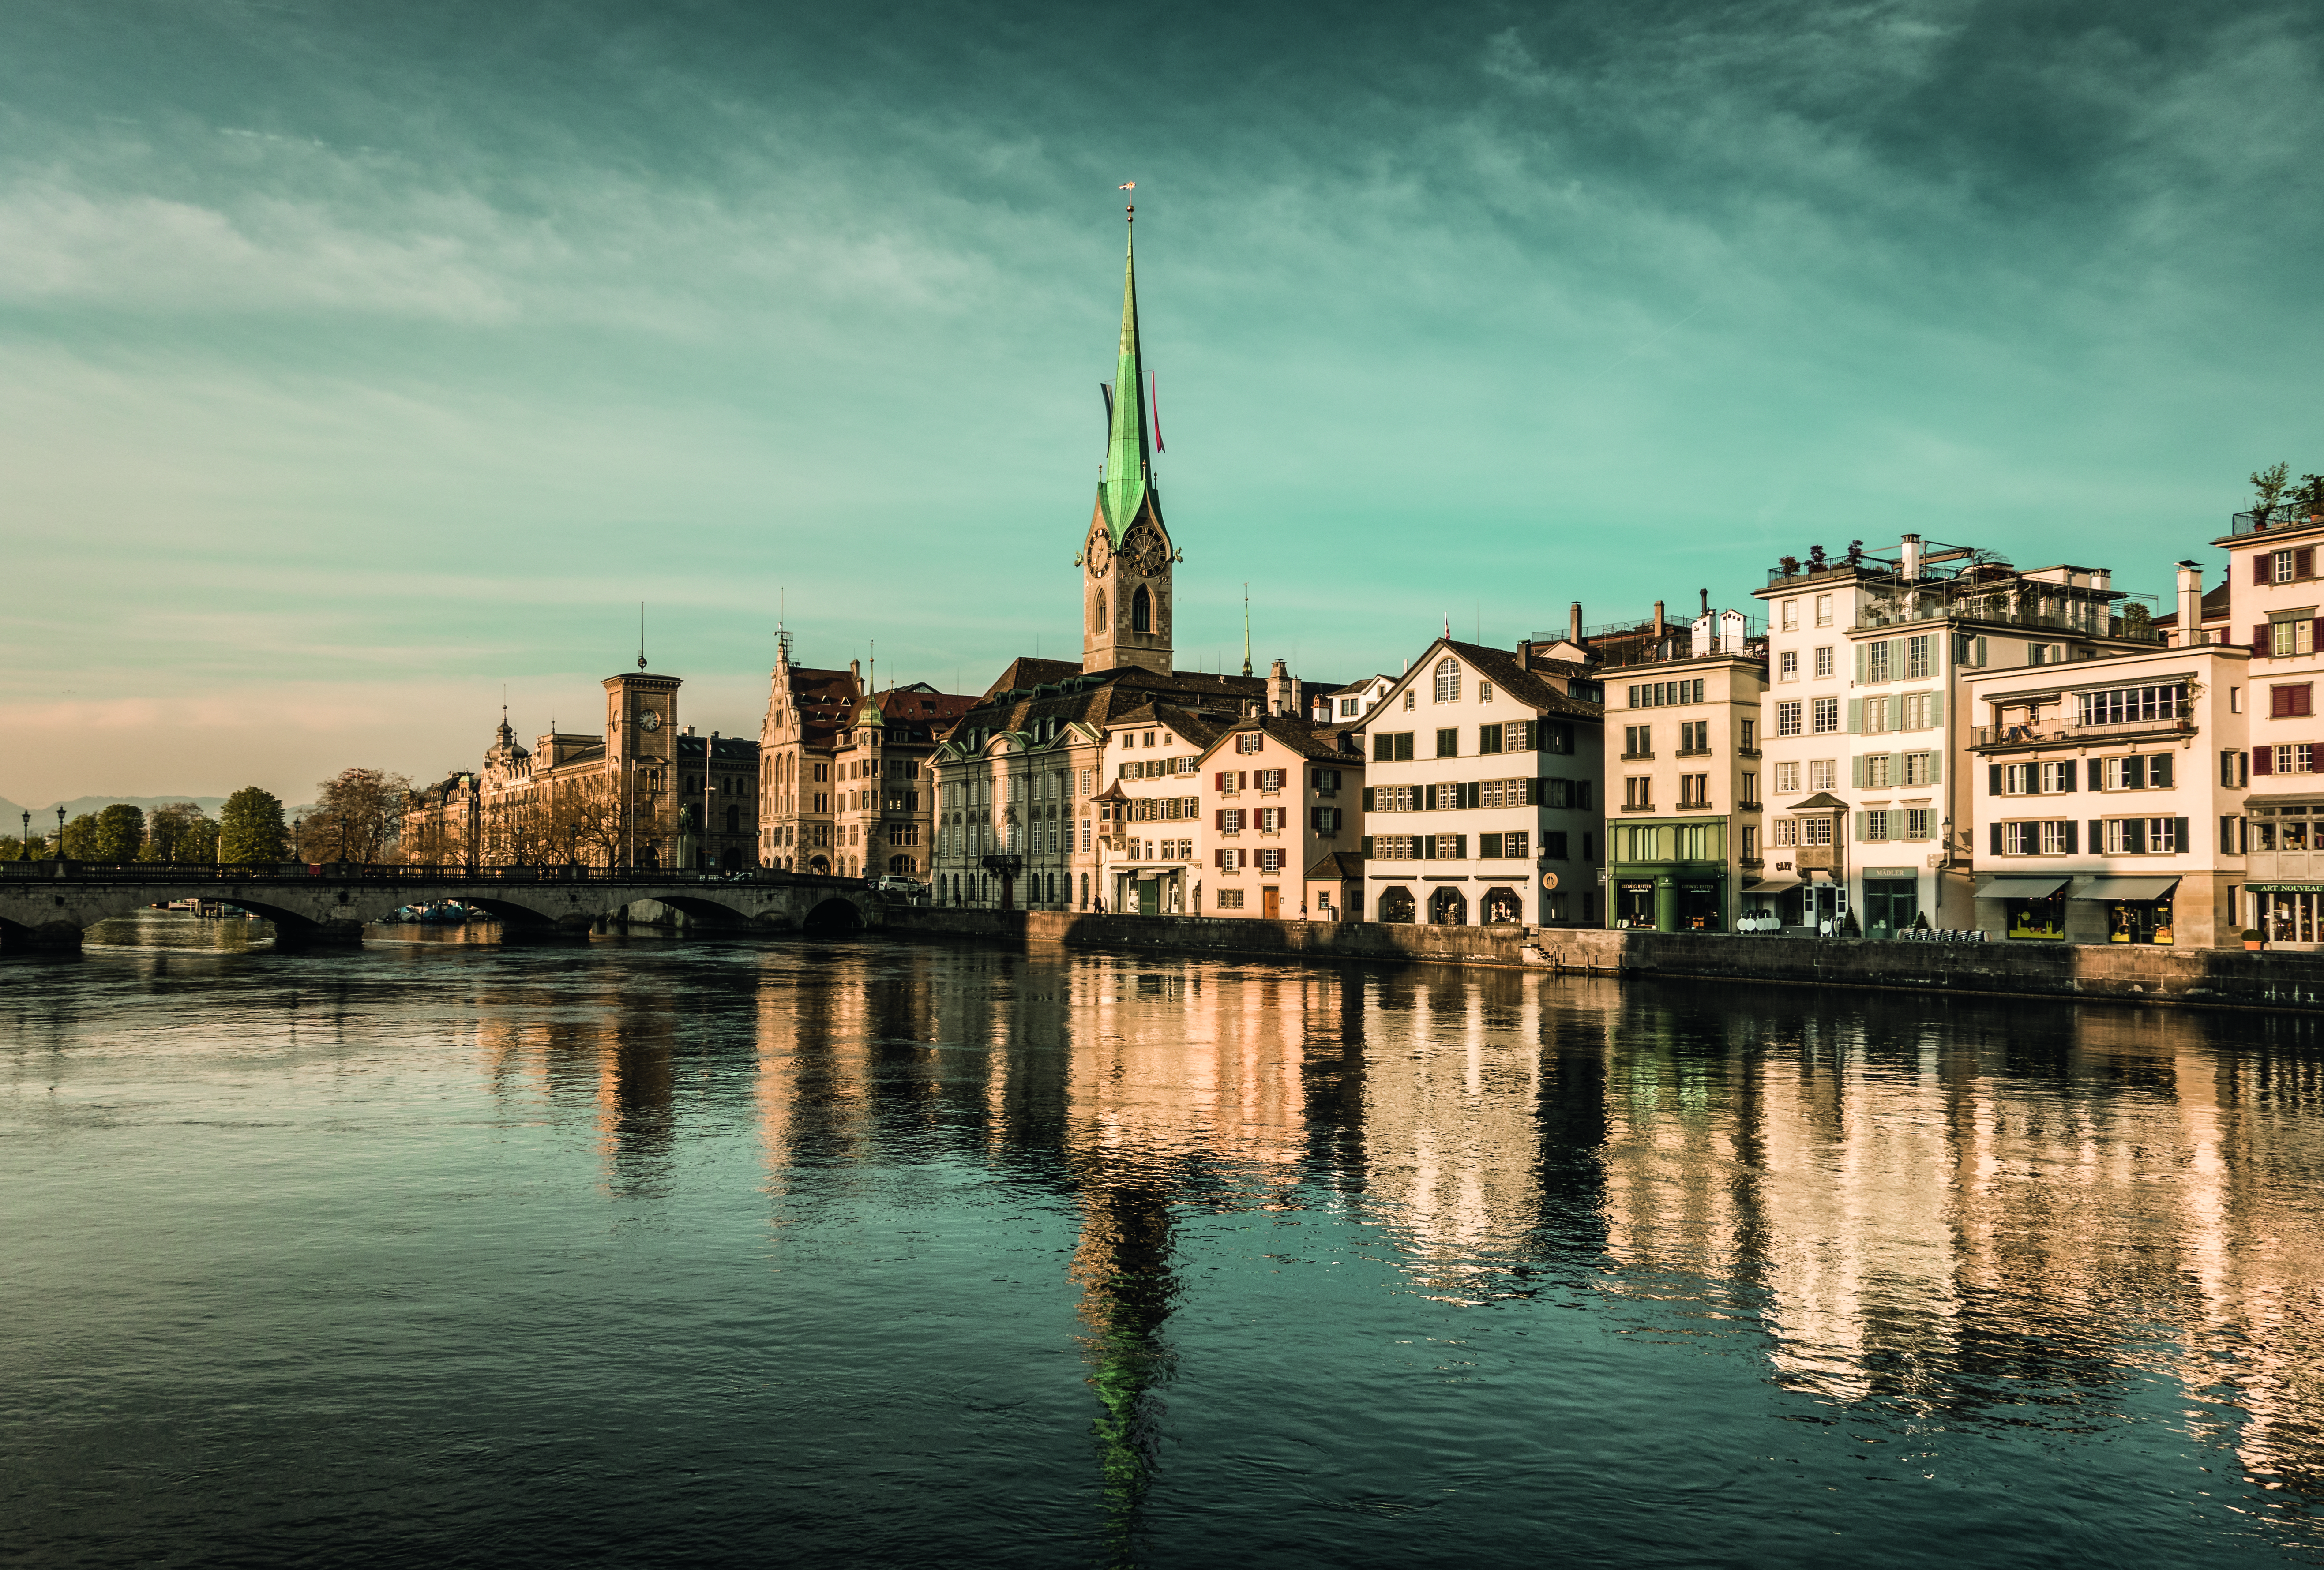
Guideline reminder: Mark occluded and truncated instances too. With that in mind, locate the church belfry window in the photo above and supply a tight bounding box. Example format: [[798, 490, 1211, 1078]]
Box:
[[1131, 586, 1152, 633], [1096, 597, 1108, 632]]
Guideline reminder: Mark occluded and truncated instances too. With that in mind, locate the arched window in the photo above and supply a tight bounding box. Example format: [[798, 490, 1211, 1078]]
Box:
[[1080, 872, 1090, 909], [1131, 586, 1152, 633], [1434, 658, 1461, 703], [1096, 596, 1108, 632]]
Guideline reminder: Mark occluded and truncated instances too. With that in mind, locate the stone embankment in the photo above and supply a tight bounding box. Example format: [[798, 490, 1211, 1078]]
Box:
[[885, 907, 2324, 1013]]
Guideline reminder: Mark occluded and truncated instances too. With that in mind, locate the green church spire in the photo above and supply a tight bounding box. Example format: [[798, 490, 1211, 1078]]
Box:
[[1097, 212, 1152, 546]]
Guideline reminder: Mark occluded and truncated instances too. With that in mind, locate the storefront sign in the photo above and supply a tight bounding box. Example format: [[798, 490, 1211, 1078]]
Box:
[[2249, 883, 2324, 893], [1862, 867, 1916, 879], [1540, 871, 1559, 890]]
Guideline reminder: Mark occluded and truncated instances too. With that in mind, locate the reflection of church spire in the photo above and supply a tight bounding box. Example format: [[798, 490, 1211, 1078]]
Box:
[[1070, 1178, 1179, 1563]]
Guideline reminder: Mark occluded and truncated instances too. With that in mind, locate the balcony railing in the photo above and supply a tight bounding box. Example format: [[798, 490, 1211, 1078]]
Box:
[[2233, 508, 2324, 536], [1971, 716, 2195, 748]]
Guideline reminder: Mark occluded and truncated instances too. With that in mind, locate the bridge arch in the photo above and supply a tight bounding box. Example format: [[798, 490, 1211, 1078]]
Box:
[[801, 897, 867, 934]]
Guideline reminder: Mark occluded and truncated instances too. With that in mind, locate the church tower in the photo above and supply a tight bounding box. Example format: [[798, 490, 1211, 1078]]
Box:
[[1080, 208, 1175, 675]]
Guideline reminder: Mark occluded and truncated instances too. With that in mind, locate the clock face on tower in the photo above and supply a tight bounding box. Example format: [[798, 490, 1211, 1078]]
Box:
[[1121, 523, 1167, 578], [1085, 528, 1112, 578], [641, 711, 662, 732]]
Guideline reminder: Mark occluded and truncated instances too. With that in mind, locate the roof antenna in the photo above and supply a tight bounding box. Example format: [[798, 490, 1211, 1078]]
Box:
[[637, 602, 647, 671]]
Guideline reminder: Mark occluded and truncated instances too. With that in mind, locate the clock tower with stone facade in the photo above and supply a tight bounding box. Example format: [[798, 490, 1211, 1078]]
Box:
[[1080, 211, 1176, 676]]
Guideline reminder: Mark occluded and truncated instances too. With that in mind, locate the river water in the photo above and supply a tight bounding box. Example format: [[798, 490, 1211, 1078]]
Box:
[[5, 911, 2323, 1567]]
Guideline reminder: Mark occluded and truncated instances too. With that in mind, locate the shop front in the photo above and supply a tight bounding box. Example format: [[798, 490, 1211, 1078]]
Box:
[[1977, 874, 2068, 940], [2077, 875, 2178, 945], [1742, 876, 1802, 927], [1859, 867, 1920, 938], [1610, 868, 1728, 930], [2249, 882, 2324, 945]]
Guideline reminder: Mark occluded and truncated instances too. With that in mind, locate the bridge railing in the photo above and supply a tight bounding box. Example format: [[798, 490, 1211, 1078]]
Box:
[[0, 861, 870, 889]]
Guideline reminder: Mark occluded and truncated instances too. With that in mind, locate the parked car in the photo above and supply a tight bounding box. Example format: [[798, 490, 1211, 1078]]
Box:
[[869, 877, 927, 901]]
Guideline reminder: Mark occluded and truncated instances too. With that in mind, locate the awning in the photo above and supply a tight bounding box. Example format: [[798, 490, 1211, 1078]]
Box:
[[2073, 876, 2180, 902], [1744, 877, 1801, 894], [1976, 876, 2069, 899]]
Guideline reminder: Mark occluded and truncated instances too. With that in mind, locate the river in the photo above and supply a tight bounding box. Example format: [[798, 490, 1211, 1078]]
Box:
[[4, 910, 2322, 1566]]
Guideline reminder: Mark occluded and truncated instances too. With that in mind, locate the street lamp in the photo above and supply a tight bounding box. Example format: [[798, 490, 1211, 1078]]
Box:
[[293, 814, 303, 862], [19, 810, 27, 860], [54, 805, 66, 861]]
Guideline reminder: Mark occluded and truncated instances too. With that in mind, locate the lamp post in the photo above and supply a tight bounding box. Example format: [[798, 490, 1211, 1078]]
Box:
[[19, 810, 27, 860], [54, 805, 66, 861], [293, 814, 303, 863]]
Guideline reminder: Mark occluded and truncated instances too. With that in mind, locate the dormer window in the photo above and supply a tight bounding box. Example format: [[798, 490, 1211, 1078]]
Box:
[[1433, 658, 1461, 703]]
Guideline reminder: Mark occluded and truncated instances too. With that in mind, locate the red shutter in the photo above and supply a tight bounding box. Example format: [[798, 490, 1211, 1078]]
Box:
[[2256, 556, 2272, 585], [2301, 548, 2316, 579], [2256, 625, 2272, 654], [2312, 618, 2324, 654], [1214, 810, 1224, 829], [2254, 747, 2275, 775]]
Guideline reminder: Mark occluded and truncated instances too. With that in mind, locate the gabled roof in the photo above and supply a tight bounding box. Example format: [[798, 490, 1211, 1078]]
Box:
[[941, 664, 1273, 761], [1370, 638, 1606, 722], [1197, 713, 1363, 765], [1305, 850, 1365, 880], [676, 734, 761, 762], [982, 656, 1083, 699]]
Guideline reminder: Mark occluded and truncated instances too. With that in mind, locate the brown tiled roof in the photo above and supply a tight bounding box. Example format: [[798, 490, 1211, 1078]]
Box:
[[981, 657, 1083, 700], [1377, 639, 1605, 721], [951, 663, 1273, 744], [1305, 850, 1365, 880], [1200, 713, 1365, 764]]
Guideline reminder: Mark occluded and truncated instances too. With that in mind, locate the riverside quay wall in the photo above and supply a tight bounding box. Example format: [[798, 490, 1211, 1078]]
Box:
[[886, 908, 2324, 1014]]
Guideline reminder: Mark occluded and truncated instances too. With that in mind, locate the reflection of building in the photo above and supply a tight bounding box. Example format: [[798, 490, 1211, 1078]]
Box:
[[402, 666, 758, 869], [755, 636, 976, 877]]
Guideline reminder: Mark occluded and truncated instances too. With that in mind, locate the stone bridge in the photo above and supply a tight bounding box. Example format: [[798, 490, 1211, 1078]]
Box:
[[0, 863, 887, 951]]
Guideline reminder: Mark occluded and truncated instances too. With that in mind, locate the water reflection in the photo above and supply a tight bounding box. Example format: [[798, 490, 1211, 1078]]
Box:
[[84, 907, 275, 950], [11, 935, 2324, 1563]]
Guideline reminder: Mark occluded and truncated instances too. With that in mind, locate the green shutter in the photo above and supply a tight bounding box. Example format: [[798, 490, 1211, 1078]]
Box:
[[1889, 752, 1905, 786], [1927, 751, 1942, 785], [1854, 646, 1866, 683], [1853, 811, 1867, 842], [1362, 787, 1374, 812], [1928, 690, 1945, 729], [1847, 698, 1862, 733], [1361, 836, 1373, 860], [1851, 755, 1864, 787]]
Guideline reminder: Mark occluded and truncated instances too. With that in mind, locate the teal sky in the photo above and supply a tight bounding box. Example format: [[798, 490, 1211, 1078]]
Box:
[[3, 0, 2320, 805]]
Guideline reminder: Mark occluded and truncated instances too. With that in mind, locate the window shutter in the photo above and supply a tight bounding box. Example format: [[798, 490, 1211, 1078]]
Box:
[[1990, 823, 2002, 854], [2084, 758, 2098, 791], [1989, 764, 2003, 796], [1928, 691, 1945, 728], [1362, 787, 1375, 812], [2151, 754, 2173, 789], [1854, 646, 1866, 682], [1847, 699, 1862, 732], [2254, 624, 2271, 654], [1362, 836, 1374, 859], [1214, 810, 1224, 829], [2312, 618, 2324, 652], [1526, 777, 1542, 807], [1889, 752, 1905, 784], [2067, 821, 2080, 854], [2255, 747, 2275, 776], [1853, 811, 1867, 841], [1453, 835, 1468, 859], [2170, 815, 2189, 854], [1851, 756, 1865, 787], [2256, 556, 2271, 585], [2301, 549, 2315, 578]]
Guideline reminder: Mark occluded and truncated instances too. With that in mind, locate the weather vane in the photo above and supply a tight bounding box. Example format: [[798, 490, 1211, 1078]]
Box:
[[1119, 180, 1134, 220]]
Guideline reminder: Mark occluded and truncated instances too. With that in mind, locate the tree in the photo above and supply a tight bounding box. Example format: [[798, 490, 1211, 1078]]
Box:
[[306, 768, 412, 864], [59, 813, 101, 860], [144, 802, 219, 864], [2251, 461, 2291, 524], [2295, 473, 2324, 522], [218, 787, 290, 865], [87, 804, 146, 863]]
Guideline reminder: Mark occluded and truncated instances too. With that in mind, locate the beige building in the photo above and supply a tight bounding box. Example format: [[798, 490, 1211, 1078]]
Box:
[[1192, 712, 1365, 920], [1602, 616, 1769, 930], [1355, 637, 1606, 927]]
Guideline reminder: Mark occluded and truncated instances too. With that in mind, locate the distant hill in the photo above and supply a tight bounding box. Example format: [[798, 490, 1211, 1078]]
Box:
[[0, 794, 232, 825]]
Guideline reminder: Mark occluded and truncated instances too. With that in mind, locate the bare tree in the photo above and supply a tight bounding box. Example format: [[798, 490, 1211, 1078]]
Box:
[[309, 768, 414, 864]]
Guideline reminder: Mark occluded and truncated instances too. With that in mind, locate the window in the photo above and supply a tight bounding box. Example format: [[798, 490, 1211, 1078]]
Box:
[[1741, 825, 1758, 859], [1867, 643, 1890, 683], [1434, 658, 1461, 702], [1678, 720, 1709, 753], [1236, 732, 1264, 754], [1779, 650, 1799, 682], [1624, 776, 1652, 809], [1372, 731, 1416, 762], [1627, 679, 1706, 708], [2275, 744, 2316, 775], [1479, 682, 1494, 703], [2222, 749, 2249, 787], [1905, 808, 1931, 840], [1370, 835, 1415, 861], [2040, 761, 2074, 793], [2042, 821, 2070, 854], [1741, 719, 1756, 749], [1815, 594, 1832, 627], [1216, 888, 1245, 908], [2275, 550, 2298, 584], [1814, 646, 1835, 678], [2079, 685, 2185, 725], [1477, 831, 1529, 858], [1216, 809, 1245, 832], [2001, 821, 2033, 855], [1256, 768, 1286, 790], [1809, 760, 1836, 791], [1781, 599, 1799, 631], [1811, 697, 1839, 734], [1774, 761, 1800, 793], [1801, 817, 1834, 846], [1864, 754, 1892, 789], [1863, 697, 1890, 734], [1776, 701, 1803, 737], [1904, 752, 1932, 787], [1907, 636, 1933, 679], [1436, 728, 1459, 757], [2273, 684, 2314, 718], [2272, 618, 2316, 657], [1679, 774, 1709, 807], [1403, 689, 1416, 711], [1546, 831, 1569, 858], [1864, 811, 1891, 841], [1623, 724, 1652, 757]]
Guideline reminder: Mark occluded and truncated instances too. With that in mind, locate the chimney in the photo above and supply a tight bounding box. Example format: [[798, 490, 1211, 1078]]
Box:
[[1269, 657, 1293, 716], [1900, 533, 1923, 581], [2176, 561, 2203, 644], [850, 659, 861, 683], [1699, 588, 1710, 618], [1569, 601, 1583, 643], [1652, 601, 1666, 639]]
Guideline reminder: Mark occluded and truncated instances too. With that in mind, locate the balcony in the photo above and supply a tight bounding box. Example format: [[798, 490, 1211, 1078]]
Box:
[[1973, 716, 2194, 749], [2232, 508, 2324, 536]]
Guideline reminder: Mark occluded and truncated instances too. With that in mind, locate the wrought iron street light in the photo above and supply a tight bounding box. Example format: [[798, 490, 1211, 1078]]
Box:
[[54, 805, 65, 861], [19, 810, 27, 859]]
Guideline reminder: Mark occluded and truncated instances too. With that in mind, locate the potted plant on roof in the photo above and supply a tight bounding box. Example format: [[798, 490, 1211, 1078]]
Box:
[[2243, 927, 2265, 952], [2250, 462, 2290, 529], [2296, 472, 2324, 525]]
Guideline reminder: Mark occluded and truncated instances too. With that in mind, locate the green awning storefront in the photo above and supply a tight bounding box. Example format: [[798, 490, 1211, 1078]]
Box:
[[1976, 876, 2069, 899]]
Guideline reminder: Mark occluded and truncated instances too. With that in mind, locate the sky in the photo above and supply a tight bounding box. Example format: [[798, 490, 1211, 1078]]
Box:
[[2, 0, 2320, 807]]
